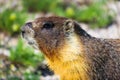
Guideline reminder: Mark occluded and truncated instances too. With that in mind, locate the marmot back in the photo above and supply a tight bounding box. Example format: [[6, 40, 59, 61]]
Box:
[[21, 16, 120, 80]]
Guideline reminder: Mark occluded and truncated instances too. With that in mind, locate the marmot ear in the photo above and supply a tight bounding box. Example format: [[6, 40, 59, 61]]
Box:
[[64, 19, 75, 35]]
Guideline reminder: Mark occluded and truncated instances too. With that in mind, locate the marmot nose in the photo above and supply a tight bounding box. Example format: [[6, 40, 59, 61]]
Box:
[[21, 22, 32, 37], [21, 28, 25, 38]]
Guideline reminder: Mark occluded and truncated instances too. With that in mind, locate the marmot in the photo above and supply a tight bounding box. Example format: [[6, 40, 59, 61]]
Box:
[[21, 16, 120, 80]]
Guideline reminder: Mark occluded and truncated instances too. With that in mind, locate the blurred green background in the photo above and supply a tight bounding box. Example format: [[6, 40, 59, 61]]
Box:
[[0, 0, 117, 80]]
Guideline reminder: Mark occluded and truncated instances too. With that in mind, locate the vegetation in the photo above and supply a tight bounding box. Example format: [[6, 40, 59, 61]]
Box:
[[22, 0, 115, 28], [0, 9, 28, 34], [0, 38, 43, 80], [75, 1, 115, 28], [22, 0, 60, 12], [0, 0, 115, 34], [10, 38, 44, 67]]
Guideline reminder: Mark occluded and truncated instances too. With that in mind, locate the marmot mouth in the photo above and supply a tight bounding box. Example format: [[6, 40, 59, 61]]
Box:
[[22, 33, 39, 49], [28, 41, 34, 45]]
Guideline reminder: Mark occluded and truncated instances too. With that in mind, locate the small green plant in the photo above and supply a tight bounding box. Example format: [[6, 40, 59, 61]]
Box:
[[22, 0, 60, 12], [10, 38, 44, 67], [7, 76, 21, 80], [0, 9, 28, 34], [24, 72, 41, 80], [59, 0, 115, 28], [22, 0, 115, 28], [0, 38, 43, 80], [74, 1, 115, 28]]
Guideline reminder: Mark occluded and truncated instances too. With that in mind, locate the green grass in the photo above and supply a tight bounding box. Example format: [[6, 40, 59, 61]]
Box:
[[10, 38, 44, 67], [22, 0, 115, 28]]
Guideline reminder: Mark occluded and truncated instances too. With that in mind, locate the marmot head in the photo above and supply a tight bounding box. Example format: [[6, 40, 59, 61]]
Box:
[[21, 16, 90, 59]]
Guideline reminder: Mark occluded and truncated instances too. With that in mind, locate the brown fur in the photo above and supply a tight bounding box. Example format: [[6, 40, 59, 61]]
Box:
[[21, 16, 120, 80]]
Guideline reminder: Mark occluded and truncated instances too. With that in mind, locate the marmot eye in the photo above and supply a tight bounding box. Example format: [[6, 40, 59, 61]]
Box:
[[43, 21, 54, 29]]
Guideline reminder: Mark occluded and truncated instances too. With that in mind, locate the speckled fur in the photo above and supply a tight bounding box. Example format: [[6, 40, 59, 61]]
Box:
[[22, 16, 120, 80]]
